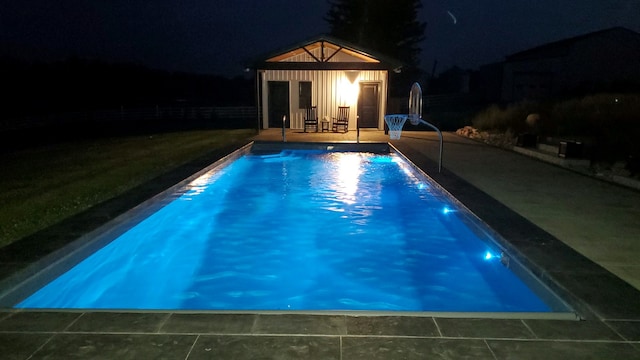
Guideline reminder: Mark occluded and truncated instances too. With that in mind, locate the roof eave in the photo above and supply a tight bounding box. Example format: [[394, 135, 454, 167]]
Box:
[[245, 34, 404, 72], [254, 62, 399, 71]]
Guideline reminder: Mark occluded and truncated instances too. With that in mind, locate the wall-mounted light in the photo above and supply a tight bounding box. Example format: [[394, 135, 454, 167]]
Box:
[[338, 76, 359, 106], [344, 70, 360, 84]]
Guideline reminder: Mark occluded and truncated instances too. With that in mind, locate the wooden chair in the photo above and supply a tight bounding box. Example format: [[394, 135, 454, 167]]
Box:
[[332, 106, 350, 133], [304, 106, 318, 132]]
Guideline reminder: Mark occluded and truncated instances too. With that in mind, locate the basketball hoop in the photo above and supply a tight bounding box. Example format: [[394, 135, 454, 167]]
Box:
[[384, 115, 408, 140], [385, 82, 443, 172]]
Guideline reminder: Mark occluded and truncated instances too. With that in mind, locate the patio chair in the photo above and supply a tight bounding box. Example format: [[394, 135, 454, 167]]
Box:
[[304, 106, 318, 132], [332, 106, 350, 133]]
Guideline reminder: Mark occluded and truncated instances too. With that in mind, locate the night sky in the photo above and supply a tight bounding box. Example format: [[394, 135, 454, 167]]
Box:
[[2, 1, 639, 77]]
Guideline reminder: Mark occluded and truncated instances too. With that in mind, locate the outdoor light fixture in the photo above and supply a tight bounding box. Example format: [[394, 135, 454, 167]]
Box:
[[344, 70, 360, 83], [483, 251, 511, 267], [337, 77, 359, 106]]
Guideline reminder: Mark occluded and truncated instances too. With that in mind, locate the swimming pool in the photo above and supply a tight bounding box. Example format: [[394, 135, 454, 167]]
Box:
[[8, 142, 573, 314]]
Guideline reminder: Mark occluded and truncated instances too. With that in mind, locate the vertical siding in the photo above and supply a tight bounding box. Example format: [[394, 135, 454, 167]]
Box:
[[262, 69, 388, 130]]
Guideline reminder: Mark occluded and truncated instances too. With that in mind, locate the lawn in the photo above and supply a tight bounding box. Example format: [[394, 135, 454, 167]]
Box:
[[0, 129, 256, 248]]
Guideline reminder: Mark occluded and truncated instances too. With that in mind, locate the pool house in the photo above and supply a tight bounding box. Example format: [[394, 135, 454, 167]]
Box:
[[249, 35, 403, 131]]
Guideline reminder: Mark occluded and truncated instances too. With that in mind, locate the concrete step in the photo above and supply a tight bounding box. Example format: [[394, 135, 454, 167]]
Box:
[[512, 142, 640, 192], [512, 145, 591, 170], [537, 143, 558, 154]]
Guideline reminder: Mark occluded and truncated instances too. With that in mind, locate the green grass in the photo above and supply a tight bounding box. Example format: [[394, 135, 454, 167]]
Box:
[[0, 129, 256, 248]]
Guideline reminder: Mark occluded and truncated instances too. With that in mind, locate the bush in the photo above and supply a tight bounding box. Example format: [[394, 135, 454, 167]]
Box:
[[471, 93, 640, 162], [550, 94, 640, 161], [472, 101, 549, 134]]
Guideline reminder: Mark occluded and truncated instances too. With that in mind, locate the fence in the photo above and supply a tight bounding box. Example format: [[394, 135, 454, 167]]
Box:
[[424, 93, 483, 109], [1, 106, 258, 132], [388, 93, 483, 113], [387, 93, 486, 131]]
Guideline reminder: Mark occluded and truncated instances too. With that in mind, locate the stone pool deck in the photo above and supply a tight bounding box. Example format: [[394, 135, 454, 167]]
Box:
[[0, 129, 639, 359]]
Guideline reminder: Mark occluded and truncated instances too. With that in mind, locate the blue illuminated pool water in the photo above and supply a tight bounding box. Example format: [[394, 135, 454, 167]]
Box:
[[17, 149, 557, 312]]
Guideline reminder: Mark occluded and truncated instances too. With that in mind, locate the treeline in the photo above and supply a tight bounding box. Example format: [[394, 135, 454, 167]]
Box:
[[1, 56, 254, 120]]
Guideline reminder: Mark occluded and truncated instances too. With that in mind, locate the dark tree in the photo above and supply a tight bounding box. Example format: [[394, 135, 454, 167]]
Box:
[[325, 0, 426, 94]]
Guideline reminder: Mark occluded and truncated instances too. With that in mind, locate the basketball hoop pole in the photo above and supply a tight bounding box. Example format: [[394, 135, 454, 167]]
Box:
[[418, 119, 443, 173]]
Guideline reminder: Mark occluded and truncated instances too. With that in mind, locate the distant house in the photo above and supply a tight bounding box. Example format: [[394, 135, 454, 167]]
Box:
[[249, 35, 403, 130], [501, 27, 640, 102]]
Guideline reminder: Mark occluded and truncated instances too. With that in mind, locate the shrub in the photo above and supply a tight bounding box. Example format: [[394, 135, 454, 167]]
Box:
[[551, 94, 640, 161], [472, 101, 549, 134], [472, 93, 640, 162]]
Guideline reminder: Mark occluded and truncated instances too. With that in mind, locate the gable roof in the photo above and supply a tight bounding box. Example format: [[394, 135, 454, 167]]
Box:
[[249, 34, 404, 71], [505, 27, 640, 62]]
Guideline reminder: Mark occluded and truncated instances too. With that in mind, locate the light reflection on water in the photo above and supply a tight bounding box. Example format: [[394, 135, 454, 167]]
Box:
[[330, 152, 363, 205]]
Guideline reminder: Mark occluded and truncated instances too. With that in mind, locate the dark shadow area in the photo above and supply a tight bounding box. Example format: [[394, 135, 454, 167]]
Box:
[[0, 56, 257, 152], [0, 108, 258, 153]]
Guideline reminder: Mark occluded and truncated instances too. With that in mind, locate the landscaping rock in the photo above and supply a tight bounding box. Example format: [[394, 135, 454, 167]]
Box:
[[455, 126, 515, 148]]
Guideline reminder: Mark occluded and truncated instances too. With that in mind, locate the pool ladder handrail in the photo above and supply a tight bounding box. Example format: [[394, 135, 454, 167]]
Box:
[[282, 115, 286, 142]]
